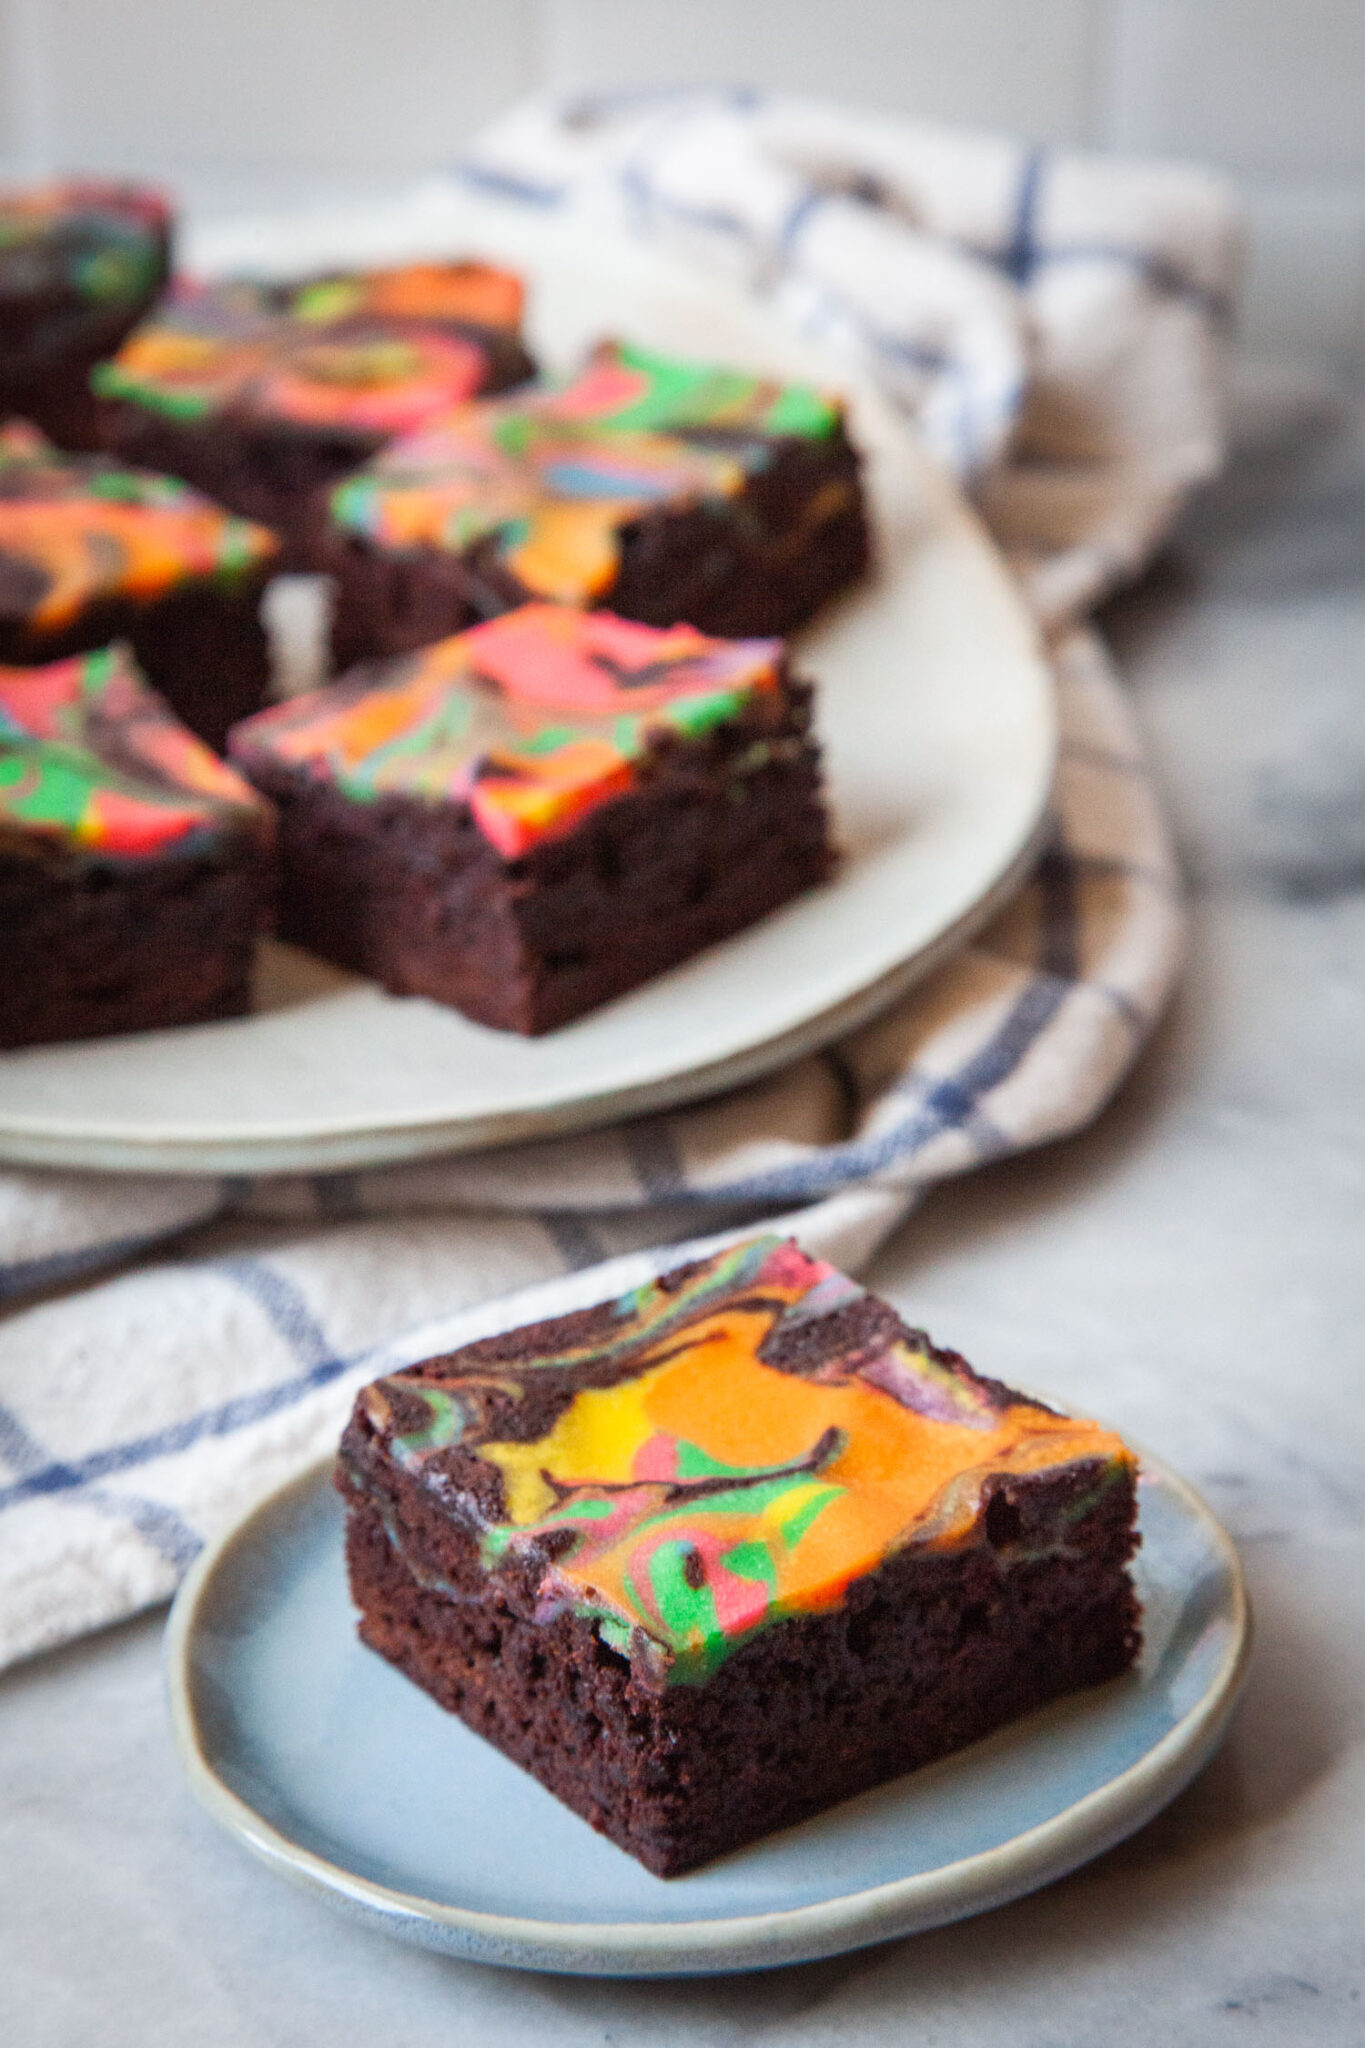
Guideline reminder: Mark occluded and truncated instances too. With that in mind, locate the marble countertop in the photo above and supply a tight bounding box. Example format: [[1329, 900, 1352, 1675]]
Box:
[[5, 368, 1364, 2046]]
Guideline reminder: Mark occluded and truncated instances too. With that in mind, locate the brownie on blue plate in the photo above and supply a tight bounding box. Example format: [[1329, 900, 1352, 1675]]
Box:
[[336, 1233, 1141, 1874]]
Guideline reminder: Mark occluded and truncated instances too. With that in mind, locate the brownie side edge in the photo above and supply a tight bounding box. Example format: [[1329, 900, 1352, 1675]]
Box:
[[323, 424, 872, 669], [0, 822, 270, 1048], [234, 670, 834, 1034], [340, 1451, 1139, 1876]]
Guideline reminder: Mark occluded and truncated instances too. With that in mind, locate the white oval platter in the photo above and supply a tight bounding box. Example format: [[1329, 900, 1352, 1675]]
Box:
[[166, 1450, 1250, 1979], [0, 189, 1055, 1174]]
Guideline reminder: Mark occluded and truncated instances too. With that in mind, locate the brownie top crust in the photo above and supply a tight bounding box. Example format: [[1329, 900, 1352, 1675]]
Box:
[[0, 422, 278, 634], [0, 643, 269, 862], [0, 180, 170, 338], [328, 338, 852, 600], [93, 261, 526, 438], [343, 1235, 1135, 1685], [230, 603, 788, 859]]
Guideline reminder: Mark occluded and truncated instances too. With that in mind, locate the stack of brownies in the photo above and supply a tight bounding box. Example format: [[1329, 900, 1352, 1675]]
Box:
[[1, 176, 874, 1050]]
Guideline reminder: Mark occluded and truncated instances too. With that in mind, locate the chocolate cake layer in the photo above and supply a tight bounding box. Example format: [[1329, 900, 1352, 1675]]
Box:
[[0, 644, 273, 1048], [336, 1236, 1141, 1876], [231, 606, 833, 1034], [1, 836, 265, 1048], [323, 339, 871, 667]]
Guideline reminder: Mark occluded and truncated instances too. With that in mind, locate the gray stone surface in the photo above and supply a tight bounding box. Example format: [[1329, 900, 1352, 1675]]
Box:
[[4, 369, 1364, 2045]]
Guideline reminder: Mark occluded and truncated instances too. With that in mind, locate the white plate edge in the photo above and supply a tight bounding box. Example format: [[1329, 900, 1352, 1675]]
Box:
[[3, 790, 1054, 1174]]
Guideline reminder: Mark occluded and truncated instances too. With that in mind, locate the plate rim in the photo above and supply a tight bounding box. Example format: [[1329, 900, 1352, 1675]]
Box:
[[165, 1445, 1252, 1977]]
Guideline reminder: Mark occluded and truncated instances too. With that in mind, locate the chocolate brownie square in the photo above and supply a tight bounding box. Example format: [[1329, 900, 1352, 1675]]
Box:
[[323, 338, 871, 668], [336, 1233, 1141, 1876], [0, 644, 273, 1049], [230, 603, 834, 1034], [0, 422, 278, 751], [0, 179, 171, 451], [94, 261, 533, 560]]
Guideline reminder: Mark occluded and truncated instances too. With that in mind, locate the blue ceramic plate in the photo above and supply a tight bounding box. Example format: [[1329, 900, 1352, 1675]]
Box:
[[166, 1452, 1250, 1977]]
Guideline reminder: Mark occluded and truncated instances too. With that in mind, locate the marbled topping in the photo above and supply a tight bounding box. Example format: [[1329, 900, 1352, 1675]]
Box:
[[533, 339, 841, 440], [230, 604, 785, 859], [0, 179, 169, 310], [284, 260, 523, 333], [330, 339, 846, 599], [332, 413, 742, 601], [0, 422, 277, 631], [93, 260, 524, 432], [0, 643, 268, 858], [352, 1235, 1135, 1683], [91, 279, 277, 422], [249, 329, 492, 437]]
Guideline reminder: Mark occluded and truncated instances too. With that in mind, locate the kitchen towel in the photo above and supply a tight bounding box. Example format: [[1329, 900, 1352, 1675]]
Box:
[[0, 91, 1239, 1668]]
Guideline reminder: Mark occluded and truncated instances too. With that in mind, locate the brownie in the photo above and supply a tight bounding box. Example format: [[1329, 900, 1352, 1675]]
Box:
[[336, 1233, 1141, 1877], [94, 261, 533, 561], [0, 643, 273, 1049], [322, 339, 872, 669], [0, 178, 171, 451], [229, 603, 834, 1034], [0, 421, 278, 751]]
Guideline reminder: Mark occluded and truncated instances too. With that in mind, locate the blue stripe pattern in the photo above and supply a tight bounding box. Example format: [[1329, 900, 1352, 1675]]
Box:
[[0, 1392, 204, 1563], [454, 162, 564, 208], [537, 1211, 608, 1270], [1036, 244, 1233, 322], [605, 832, 1083, 1214], [0, 1349, 354, 1513], [0, 1177, 246, 1304], [85, 1490, 203, 1569], [0, 1218, 221, 1304], [0, 1260, 349, 1517], [1002, 148, 1046, 285]]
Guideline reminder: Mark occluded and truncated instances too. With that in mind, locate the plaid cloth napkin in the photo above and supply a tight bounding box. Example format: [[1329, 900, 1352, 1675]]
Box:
[[0, 94, 1239, 1670]]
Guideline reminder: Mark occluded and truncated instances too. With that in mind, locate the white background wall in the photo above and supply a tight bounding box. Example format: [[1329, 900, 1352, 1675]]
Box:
[[1, 0, 1361, 377]]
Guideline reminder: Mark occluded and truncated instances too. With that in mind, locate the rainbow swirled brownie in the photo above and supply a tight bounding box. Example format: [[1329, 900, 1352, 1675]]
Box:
[[324, 339, 871, 668], [0, 179, 171, 450], [94, 262, 533, 558], [338, 1233, 1141, 1875], [0, 644, 273, 1048], [0, 422, 278, 750], [229, 603, 833, 1034]]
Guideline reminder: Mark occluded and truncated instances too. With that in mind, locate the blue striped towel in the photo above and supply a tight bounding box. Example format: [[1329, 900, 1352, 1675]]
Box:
[[0, 95, 1237, 1668]]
